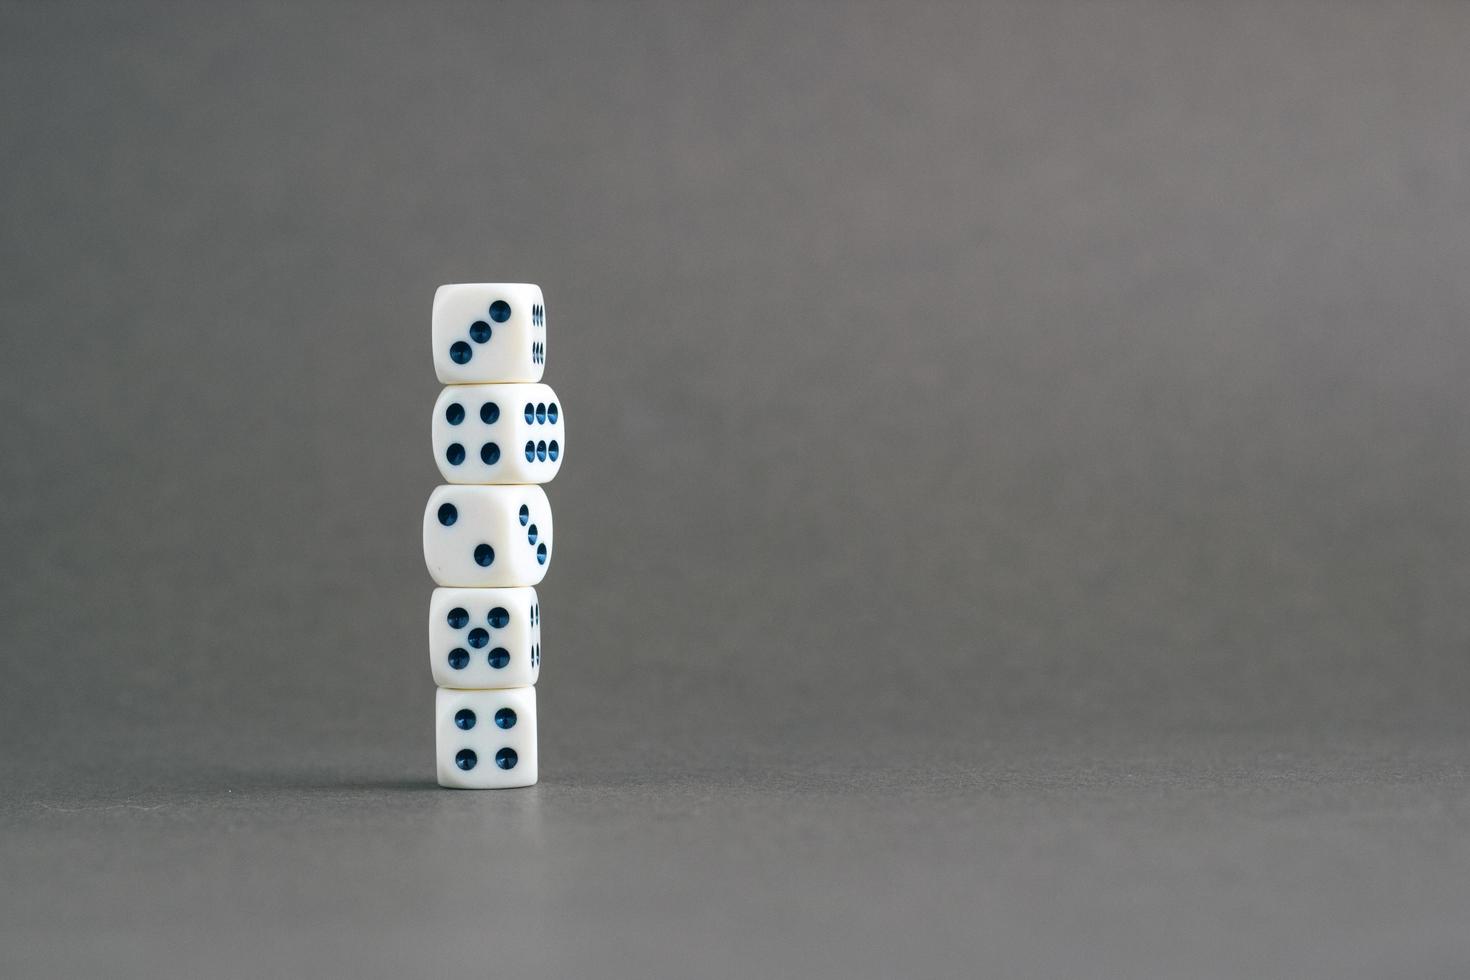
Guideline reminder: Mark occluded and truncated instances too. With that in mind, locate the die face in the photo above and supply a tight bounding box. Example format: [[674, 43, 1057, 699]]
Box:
[[429, 587, 541, 689], [423, 484, 554, 587], [432, 283, 545, 383], [432, 384, 566, 485], [436, 687, 538, 788]]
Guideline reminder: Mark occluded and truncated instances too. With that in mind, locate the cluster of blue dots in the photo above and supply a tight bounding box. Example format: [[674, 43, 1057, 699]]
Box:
[[519, 503, 549, 565], [525, 401, 559, 425], [525, 440, 559, 463], [531, 302, 545, 364], [529, 602, 541, 669], [448, 300, 512, 366], [453, 744, 519, 772], [453, 697, 519, 771], [454, 706, 518, 731], [443, 398, 561, 471], [523, 402, 560, 464], [437, 501, 542, 567], [435, 503, 495, 567], [443, 400, 502, 468], [445, 604, 514, 672]]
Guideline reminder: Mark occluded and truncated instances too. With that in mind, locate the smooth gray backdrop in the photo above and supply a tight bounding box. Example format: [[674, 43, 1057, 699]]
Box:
[[3, 2, 1470, 977]]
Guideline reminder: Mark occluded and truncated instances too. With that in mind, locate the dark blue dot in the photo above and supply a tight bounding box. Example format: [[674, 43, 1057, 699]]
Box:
[[488, 607, 510, 628], [535, 403, 547, 424], [446, 403, 465, 425], [474, 544, 494, 566], [449, 341, 472, 365], [448, 648, 470, 670], [489, 300, 511, 323], [446, 443, 465, 466], [548, 403, 558, 423], [536, 440, 547, 461], [524, 441, 535, 462], [495, 747, 518, 770], [494, 708, 517, 730], [480, 402, 499, 424], [447, 607, 469, 629], [488, 647, 510, 669], [455, 708, 476, 730], [468, 627, 489, 649], [531, 644, 540, 667], [524, 403, 535, 424], [438, 503, 458, 526], [469, 320, 492, 343], [519, 504, 529, 525], [481, 442, 500, 464], [548, 440, 559, 461], [456, 748, 478, 771], [527, 524, 538, 545], [536, 543, 547, 565]]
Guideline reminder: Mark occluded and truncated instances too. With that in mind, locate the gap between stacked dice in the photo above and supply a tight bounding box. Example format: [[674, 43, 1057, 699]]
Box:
[[423, 283, 562, 788]]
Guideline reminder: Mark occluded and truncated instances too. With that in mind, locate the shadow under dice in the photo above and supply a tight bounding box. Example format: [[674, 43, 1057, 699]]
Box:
[[436, 687, 538, 789], [429, 587, 541, 689], [432, 383, 566, 485], [423, 484, 554, 587], [432, 283, 546, 384]]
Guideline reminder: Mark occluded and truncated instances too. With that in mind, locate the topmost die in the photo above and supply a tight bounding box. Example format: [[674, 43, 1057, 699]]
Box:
[[433, 283, 546, 383]]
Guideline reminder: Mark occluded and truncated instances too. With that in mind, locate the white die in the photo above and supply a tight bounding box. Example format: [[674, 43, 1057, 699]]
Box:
[[423, 484, 554, 587], [432, 283, 546, 384], [429, 587, 541, 689], [436, 686, 538, 788], [431, 384, 566, 485]]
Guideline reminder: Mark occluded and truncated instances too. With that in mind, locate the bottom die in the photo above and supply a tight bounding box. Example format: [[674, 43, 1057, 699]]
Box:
[[436, 686, 538, 789]]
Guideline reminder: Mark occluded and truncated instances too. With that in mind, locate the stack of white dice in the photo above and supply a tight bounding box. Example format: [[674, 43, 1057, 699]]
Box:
[[423, 283, 562, 788]]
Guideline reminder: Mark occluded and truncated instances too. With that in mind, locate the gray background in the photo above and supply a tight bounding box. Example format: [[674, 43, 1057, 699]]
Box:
[[3, 1, 1469, 976]]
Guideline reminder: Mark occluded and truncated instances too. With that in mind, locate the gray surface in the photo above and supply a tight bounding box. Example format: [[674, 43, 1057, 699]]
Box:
[[3, 1, 1470, 977]]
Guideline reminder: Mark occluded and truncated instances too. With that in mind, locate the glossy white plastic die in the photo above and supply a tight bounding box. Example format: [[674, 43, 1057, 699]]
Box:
[[436, 686, 538, 789], [429, 587, 541, 689], [423, 484, 554, 587], [431, 384, 565, 485], [432, 283, 546, 384]]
